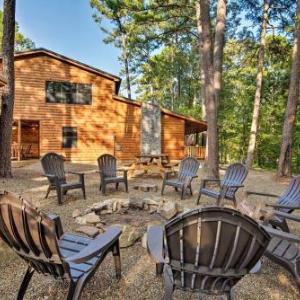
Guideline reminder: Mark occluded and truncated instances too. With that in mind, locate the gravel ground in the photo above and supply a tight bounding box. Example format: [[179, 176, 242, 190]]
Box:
[[0, 160, 299, 300]]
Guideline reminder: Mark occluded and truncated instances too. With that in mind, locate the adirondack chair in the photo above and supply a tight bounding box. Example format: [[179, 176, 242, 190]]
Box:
[[161, 156, 200, 200], [245, 176, 300, 232], [41, 152, 86, 205], [261, 210, 300, 287], [147, 206, 270, 300], [197, 163, 248, 207], [97, 154, 128, 195], [0, 191, 122, 300]]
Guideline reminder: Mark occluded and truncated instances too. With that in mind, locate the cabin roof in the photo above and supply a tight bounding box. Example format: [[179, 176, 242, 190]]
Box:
[[113, 95, 207, 132], [3, 48, 122, 93]]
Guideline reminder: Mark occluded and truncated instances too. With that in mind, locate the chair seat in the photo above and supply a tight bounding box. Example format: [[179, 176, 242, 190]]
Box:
[[201, 188, 235, 200], [61, 182, 83, 190], [165, 179, 184, 188], [59, 233, 105, 280], [104, 176, 125, 183]]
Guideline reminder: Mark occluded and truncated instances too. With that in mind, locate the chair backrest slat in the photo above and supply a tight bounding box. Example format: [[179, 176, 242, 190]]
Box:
[[223, 163, 248, 197], [98, 154, 117, 178], [278, 176, 300, 212], [41, 152, 66, 183], [0, 192, 64, 276], [178, 157, 200, 182]]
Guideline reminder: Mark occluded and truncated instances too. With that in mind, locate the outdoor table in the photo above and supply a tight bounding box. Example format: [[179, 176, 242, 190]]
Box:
[[128, 153, 174, 178]]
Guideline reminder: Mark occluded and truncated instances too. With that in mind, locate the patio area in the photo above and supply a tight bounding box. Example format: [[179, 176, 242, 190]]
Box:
[[0, 160, 299, 299]]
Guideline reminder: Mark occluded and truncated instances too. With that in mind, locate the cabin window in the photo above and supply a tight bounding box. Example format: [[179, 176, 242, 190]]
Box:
[[62, 127, 77, 148], [46, 81, 92, 105]]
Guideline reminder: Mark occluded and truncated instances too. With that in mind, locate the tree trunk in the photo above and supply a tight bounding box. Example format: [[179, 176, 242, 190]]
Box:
[[195, 0, 206, 120], [213, 0, 226, 110], [277, 0, 300, 177], [199, 0, 219, 179], [0, 0, 16, 178], [246, 0, 269, 169], [122, 34, 131, 99]]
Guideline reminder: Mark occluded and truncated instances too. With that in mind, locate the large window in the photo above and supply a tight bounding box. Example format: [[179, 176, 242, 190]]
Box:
[[46, 81, 92, 105], [62, 127, 77, 148]]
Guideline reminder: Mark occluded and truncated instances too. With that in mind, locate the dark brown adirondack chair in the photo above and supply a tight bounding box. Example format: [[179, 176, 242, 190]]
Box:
[[147, 206, 270, 300], [261, 210, 300, 287], [245, 176, 300, 232], [161, 156, 200, 200], [0, 191, 122, 300], [41, 152, 86, 205], [197, 163, 248, 207], [97, 154, 128, 195]]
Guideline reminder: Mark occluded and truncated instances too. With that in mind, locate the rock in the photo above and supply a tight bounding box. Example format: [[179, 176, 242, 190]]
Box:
[[129, 196, 144, 210], [85, 212, 101, 224], [75, 226, 99, 238], [142, 233, 147, 249], [143, 197, 161, 206], [134, 184, 158, 192], [114, 224, 143, 248], [75, 216, 87, 225], [158, 201, 178, 220], [72, 209, 81, 218]]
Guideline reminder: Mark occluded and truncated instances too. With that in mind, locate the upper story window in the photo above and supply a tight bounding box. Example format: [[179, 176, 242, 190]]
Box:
[[46, 81, 92, 105]]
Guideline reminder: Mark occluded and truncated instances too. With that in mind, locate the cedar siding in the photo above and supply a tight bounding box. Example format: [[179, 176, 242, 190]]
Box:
[[0, 49, 206, 162]]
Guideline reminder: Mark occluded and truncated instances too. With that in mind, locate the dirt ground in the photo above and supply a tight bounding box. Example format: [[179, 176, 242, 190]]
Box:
[[0, 160, 299, 300]]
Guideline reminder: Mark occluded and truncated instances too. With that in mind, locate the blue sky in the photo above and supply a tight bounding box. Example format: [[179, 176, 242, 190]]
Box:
[[1, 0, 122, 77]]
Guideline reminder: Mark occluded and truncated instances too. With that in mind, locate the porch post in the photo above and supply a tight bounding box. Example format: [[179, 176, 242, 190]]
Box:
[[17, 119, 21, 161]]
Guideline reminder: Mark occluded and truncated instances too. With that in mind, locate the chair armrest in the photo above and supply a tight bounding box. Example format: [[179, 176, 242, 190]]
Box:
[[43, 174, 57, 179], [245, 191, 279, 198], [147, 225, 165, 264], [164, 171, 175, 180], [222, 183, 244, 188], [48, 213, 64, 238], [64, 226, 122, 264], [68, 171, 84, 177], [265, 204, 300, 210], [201, 179, 221, 188], [271, 210, 300, 222], [261, 225, 300, 244]]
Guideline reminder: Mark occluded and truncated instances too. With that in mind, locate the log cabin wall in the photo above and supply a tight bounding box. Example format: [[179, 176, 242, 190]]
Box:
[[162, 114, 185, 160], [1, 53, 141, 161]]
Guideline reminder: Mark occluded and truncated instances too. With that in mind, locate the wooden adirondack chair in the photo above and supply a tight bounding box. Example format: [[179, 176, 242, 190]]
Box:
[[197, 163, 248, 207], [41, 152, 86, 205], [97, 154, 128, 195], [245, 176, 300, 232], [161, 156, 200, 200], [261, 210, 300, 287], [0, 191, 122, 300], [147, 206, 270, 300]]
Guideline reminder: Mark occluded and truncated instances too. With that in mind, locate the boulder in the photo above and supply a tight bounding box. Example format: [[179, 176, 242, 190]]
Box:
[[129, 196, 144, 210], [133, 183, 158, 192], [75, 216, 87, 225], [158, 201, 178, 220], [85, 212, 101, 224], [75, 226, 99, 238], [72, 209, 81, 218], [114, 224, 143, 248]]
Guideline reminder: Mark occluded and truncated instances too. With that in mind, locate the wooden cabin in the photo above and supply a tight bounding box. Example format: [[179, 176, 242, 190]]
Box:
[[0, 48, 207, 162]]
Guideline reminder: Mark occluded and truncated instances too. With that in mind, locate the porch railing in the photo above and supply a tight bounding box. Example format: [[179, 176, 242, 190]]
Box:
[[184, 145, 206, 160]]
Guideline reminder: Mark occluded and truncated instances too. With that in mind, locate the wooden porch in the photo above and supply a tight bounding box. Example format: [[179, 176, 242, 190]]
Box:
[[11, 120, 40, 160]]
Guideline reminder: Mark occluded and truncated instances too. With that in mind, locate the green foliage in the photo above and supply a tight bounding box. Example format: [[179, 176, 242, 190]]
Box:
[[0, 10, 35, 51]]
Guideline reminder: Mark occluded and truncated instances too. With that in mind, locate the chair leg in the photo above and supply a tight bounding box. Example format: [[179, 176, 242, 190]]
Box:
[[102, 182, 106, 195], [163, 265, 174, 300], [56, 186, 63, 205], [175, 187, 178, 192], [82, 185, 86, 200], [227, 288, 235, 300], [161, 182, 166, 196], [66, 279, 84, 300], [197, 190, 202, 205], [116, 182, 119, 191], [45, 185, 51, 199], [112, 240, 121, 279], [124, 177, 128, 193], [99, 183, 102, 191], [181, 188, 185, 200], [17, 266, 35, 300], [189, 185, 193, 195]]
